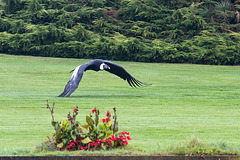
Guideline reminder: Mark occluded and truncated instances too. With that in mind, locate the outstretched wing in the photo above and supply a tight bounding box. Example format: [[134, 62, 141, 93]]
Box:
[[103, 60, 151, 88], [58, 64, 87, 97]]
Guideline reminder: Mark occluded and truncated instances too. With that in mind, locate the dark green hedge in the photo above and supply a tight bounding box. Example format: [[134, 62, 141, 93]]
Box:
[[0, 0, 240, 65]]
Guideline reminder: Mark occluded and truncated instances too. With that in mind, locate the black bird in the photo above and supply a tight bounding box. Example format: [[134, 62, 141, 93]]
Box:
[[58, 59, 151, 97]]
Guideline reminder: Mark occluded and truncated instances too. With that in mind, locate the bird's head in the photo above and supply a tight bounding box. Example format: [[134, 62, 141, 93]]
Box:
[[100, 63, 110, 71]]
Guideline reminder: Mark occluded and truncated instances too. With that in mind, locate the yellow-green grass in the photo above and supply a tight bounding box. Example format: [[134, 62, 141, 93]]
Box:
[[0, 53, 240, 155]]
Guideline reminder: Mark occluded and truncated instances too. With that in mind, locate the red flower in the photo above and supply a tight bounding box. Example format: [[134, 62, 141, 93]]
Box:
[[119, 136, 126, 140], [92, 109, 96, 113], [90, 142, 96, 146], [123, 141, 128, 145], [63, 149, 66, 151], [109, 135, 118, 141], [102, 118, 106, 123], [109, 135, 114, 140], [102, 118, 109, 123], [68, 142, 75, 148], [107, 140, 112, 144], [83, 146, 88, 149], [120, 130, 130, 135], [127, 136, 132, 140], [96, 140, 101, 145], [73, 108, 78, 112]]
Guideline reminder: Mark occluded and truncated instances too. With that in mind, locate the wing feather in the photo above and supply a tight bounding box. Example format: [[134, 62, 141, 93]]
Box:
[[58, 64, 88, 97], [132, 78, 141, 87], [129, 79, 137, 88], [127, 79, 133, 87], [103, 61, 130, 80], [104, 60, 151, 88]]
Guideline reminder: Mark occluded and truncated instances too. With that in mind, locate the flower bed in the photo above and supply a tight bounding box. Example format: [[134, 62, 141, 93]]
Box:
[[42, 101, 131, 151]]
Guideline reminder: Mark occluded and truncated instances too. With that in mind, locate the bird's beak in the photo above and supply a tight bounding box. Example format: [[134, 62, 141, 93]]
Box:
[[104, 64, 110, 70]]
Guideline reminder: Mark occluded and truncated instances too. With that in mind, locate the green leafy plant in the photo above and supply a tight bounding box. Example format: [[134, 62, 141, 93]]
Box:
[[44, 101, 131, 151]]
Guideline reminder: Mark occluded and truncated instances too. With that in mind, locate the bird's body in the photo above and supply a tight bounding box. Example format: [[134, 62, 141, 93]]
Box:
[[58, 59, 151, 97]]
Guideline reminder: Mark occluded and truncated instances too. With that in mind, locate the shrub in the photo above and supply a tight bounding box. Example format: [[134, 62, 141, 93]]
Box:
[[1, 0, 240, 65], [41, 101, 131, 151], [166, 135, 238, 155]]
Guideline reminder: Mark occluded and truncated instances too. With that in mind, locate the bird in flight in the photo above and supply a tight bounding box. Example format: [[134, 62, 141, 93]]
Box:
[[58, 59, 151, 97]]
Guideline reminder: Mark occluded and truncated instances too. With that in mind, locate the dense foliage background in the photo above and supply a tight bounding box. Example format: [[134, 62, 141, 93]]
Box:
[[0, 0, 239, 64]]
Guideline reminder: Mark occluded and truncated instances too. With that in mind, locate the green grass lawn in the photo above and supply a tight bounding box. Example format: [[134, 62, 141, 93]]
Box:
[[0, 53, 240, 155]]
